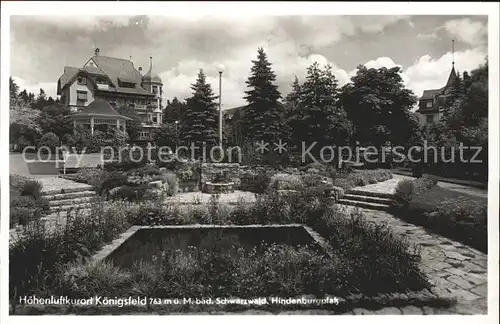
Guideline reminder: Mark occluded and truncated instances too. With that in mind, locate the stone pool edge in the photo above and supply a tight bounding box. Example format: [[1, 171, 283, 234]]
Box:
[[14, 224, 456, 315]]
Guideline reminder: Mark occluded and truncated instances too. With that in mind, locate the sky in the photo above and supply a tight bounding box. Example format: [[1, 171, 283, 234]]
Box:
[[10, 15, 488, 109]]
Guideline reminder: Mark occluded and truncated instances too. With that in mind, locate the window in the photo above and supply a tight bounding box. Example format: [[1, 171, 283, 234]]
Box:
[[426, 115, 434, 124], [77, 76, 87, 85], [426, 101, 433, 108], [152, 116, 157, 123], [96, 78, 108, 85], [77, 91, 88, 100], [76, 90, 88, 106], [119, 81, 135, 88], [152, 86, 158, 95]]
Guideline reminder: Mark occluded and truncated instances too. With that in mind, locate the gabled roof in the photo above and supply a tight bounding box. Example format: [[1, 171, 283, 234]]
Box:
[[58, 55, 156, 97], [57, 67, 101, 95], [69, 99, 132, 120], [419, 65, 458, 101], [420, 88, 443, 100], [90, 55, 153, 96], [223, 102, 286, 118]]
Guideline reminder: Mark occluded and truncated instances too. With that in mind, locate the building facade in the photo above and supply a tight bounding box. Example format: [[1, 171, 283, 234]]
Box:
[[57, 48, 163, 140], [416, 64, 458, 127]]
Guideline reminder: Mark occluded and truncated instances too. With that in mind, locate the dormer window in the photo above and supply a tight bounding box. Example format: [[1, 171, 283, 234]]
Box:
[[77, 76, 87, 85], [96, 78, 108, 85], [426, 101, 433, 108], [119, 80, 135, 88]]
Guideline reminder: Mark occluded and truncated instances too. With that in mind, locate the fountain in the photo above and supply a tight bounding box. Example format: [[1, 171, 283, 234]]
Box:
[[202, 169, 235, 194]]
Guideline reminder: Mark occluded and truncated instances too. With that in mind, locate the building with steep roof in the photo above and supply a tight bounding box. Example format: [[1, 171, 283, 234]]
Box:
[[416, 65, 457, 126], [416, 41, 459, 127], [57, 48, 163, 140]]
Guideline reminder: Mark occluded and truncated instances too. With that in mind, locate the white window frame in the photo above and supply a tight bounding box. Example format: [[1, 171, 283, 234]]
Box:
[[426, 101, 433, 108]]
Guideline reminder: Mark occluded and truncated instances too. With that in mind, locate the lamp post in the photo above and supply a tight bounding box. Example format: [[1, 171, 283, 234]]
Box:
[[216, 64, 225, 149]]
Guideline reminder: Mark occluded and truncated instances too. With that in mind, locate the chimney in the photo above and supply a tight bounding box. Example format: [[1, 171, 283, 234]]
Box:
[[95, 48, 100, 56]]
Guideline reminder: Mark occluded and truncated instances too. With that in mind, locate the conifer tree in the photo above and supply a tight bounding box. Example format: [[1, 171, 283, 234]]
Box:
[[242, 47, 287, 143], [293, 62, 353, 153], [179, 69, 219, 156]]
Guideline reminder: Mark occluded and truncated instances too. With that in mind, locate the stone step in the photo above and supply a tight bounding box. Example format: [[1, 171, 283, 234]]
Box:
[[49, 203, 93, 212], [42, 186, 94, 196], [43, 190, 96, 201], [337, 199, 391, 211], [342, 193, 393, 205], [49, 196, 96, 207], [347, 189, 395, 200]]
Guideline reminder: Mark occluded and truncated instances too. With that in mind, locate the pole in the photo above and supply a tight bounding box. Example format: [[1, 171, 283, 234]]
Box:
[[218, 71, 223, 148]]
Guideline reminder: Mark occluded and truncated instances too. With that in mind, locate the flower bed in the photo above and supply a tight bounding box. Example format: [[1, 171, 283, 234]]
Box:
[[333, 169, 393, 191], [9, 175, 49, 228], [10, 190, 436, 314], [392, 176, 487, 252]]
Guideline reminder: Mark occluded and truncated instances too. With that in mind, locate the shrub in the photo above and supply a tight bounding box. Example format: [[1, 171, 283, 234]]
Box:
[[10, 208, 42, 227], [90, 171, 128, 197], [38, 132, 60, 152], [126, 165, 161, 177], [394, 179, 414, 205], [301, 173, 328, 188], [73, 168, 101, 184], [20, 180, 43, 200], [413, 175, 438, 196], [240, 171, 271, 193], [109, 184, 152, 202], [11, 196, 38, 209], [426, 198, 487, 251], [269, 173, 304, 191], [333, 169, 392, 190], [10, 175, 31, 192]]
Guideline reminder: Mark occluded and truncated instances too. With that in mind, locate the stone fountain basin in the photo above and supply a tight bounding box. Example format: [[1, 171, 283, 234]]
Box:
[[202, 181, 235, 194]]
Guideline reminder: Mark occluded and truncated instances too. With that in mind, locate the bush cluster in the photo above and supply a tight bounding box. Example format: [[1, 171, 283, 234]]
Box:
[[10, 175, 49, 228]]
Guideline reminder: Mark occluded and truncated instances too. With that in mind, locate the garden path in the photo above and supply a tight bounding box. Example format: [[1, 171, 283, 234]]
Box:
[[341, 205, 488, 315]]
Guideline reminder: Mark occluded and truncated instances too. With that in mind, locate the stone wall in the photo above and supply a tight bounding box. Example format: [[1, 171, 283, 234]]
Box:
[[201, 163, 245, 187]]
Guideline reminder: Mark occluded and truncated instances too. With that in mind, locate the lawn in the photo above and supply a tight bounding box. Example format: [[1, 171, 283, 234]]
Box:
[[393, 179, 487, 253]]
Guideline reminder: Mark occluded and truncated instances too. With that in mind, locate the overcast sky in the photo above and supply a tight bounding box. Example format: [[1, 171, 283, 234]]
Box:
[[10, 15, 487, 109]]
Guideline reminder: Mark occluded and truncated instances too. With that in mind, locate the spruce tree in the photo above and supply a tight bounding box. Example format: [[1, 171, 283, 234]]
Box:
[[179, 69, 218, 156], [285, 76, 304, 149], [242, 47, 286, 143]]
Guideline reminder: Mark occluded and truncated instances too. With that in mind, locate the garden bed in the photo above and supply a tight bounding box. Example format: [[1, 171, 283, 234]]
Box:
[[9, 189, 449, 315], [392, 178, 487, 253]]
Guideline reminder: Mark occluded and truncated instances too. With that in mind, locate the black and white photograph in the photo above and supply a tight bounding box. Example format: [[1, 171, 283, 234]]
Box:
[[1, 1, 498, 321]]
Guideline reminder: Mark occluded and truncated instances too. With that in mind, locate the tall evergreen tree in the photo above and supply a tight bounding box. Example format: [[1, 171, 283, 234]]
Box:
[[179, 69, 219, 154], [292, 62, 353, 152], [285, 76, 303, 147], [163, 97, 187, 123], [242, 47, 286, 143]]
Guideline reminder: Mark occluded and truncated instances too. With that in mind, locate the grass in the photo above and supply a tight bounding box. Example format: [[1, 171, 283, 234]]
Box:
[[393, 184, 487, 252]]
